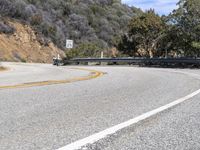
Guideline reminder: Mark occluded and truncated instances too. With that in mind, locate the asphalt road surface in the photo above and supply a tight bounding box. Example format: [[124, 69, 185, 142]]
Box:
[[1, 62, 200, 150]]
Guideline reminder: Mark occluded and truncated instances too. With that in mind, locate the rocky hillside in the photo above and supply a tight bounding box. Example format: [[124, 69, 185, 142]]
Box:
[[0, 20, 65, 63], [0, 0, 141, 62]]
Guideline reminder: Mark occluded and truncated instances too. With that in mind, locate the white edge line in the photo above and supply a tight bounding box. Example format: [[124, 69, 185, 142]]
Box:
[[57, 88, 200, 150]]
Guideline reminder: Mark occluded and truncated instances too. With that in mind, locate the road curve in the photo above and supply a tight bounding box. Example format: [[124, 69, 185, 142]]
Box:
[[0, 63, 200, 150], [0, 62, 103, 88]]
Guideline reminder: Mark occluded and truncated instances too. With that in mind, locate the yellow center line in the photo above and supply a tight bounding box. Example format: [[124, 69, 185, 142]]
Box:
[[0, 68, 104, 90]]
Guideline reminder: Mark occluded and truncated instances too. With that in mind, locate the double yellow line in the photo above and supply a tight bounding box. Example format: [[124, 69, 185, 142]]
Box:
[[0, 68, 104, 90]]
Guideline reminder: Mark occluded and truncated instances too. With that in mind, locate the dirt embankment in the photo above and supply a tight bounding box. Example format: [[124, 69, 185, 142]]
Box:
[[0, 66, 6, 71], [0, 20, 65, 63]]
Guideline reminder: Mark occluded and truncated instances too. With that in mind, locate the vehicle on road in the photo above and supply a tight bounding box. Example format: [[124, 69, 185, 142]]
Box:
[[53, 54, 62, 66]]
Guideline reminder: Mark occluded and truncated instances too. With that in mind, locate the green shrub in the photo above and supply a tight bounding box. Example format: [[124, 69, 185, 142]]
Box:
[[65, 43, 102, 59]]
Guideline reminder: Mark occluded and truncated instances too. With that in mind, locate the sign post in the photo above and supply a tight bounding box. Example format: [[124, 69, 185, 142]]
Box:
[[66, 39, 74, 49], [101, 51, 104, 58]]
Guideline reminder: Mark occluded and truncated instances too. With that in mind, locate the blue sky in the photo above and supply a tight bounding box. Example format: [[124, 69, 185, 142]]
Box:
[[121, 0, 179, 15]]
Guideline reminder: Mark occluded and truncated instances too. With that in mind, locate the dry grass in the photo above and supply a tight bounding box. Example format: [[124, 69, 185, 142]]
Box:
[[0, 66, 6, 71]]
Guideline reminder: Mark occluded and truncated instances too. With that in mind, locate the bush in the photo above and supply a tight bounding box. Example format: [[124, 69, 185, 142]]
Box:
[[65, 43, 102, 59], [30, 14, 43, 25], [0, 21, 15, 34]]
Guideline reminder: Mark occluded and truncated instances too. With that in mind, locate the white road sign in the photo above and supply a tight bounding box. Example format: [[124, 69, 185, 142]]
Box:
[[66, 40, 73, 49]]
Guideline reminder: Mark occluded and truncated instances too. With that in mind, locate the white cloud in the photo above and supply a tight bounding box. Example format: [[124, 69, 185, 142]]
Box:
[[122, 0, 179, 15]]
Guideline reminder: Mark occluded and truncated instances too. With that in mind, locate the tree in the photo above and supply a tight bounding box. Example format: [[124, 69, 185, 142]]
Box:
[[169, 0, 200, 56], [117, 34, 138, 56], [119, 10, 166, 57]]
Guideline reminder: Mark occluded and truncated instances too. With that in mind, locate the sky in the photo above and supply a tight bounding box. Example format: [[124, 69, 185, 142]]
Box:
[[121, 0, 179, 15]]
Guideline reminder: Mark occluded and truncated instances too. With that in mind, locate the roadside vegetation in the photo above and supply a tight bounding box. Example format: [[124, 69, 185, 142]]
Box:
[[118, 0, 200, 58]]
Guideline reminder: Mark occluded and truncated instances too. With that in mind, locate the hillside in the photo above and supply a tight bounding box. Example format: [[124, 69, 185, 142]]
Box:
[[0, 20, 65, 63], [0, 0, 141, 62]]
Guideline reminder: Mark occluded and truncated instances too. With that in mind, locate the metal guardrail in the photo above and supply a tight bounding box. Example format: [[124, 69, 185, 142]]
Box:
[[64, 58, 200, 66]]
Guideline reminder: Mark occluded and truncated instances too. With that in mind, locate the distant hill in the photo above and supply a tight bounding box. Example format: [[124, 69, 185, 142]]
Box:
[[0, 0, 141, 51]]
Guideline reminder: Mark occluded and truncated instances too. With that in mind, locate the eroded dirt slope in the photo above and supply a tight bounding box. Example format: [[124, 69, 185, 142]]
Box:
[[0, 20, 65, 63]]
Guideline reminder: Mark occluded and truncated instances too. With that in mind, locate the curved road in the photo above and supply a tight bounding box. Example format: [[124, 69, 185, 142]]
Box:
[[0, 62, 200, 150]]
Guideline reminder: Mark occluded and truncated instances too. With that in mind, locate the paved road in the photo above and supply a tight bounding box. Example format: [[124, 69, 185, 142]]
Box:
[[0, 62, 89, 86], [0, 63, 200, 150]]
